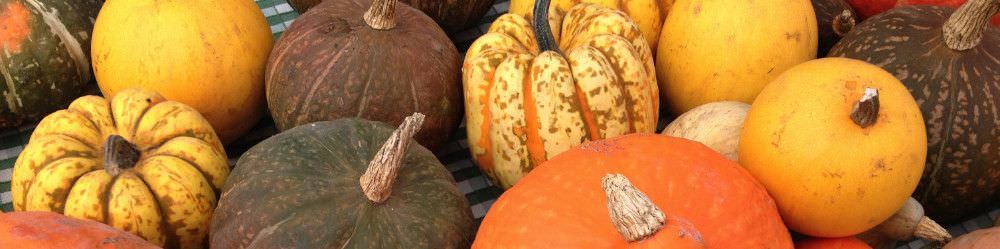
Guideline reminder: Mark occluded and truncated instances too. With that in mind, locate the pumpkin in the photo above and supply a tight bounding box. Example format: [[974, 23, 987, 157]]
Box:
[[210, 113, 474, 249], [463, 0, 658, 189], [813, 0, 858, 56], [11, 88, 230, 248], [846, 0, 1000, 25], [942, 226, 1000, 249], [739, 58, 927, 237], [474, 134, 793, 248], [266, 0, 461, 151], [656, 0, 817, 114], [0, 211, 160, 249], [91, 0, 273, 144], [0, 0, 102, 129], [828, 0, 1000, 224], [287, 0, 494, 35], [661, 101, 749, 161], [509, 0, 663, 52], [795, 237, 872, 249]]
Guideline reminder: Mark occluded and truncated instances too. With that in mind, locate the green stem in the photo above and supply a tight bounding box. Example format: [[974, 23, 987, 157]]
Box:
[[103, 135, 139, 177], [532, 0, 560, 53]]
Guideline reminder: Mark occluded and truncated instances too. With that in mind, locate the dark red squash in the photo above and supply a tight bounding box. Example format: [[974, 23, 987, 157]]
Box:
[[829, 0, 1000, 224], [0, 0, 102, 129], [286, 0, 494, 35], [813, 0, 858, 56], [266, 0, 462, 151], [0, 211, 160, 249]]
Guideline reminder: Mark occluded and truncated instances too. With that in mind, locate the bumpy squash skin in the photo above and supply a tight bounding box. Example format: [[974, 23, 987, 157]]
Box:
[[474, 134, 793, 248], [210, 119, 474, 249], [828, 5, 1000, 224], [661, 101, 749, 161], [0, 0, 102, 129], [0, 211, 160, 249], [463, 4, 659, 189], [91, 0, 274, 144], [11, 88, 230, 248], [508, 0, 663, 51], [287, 0, 494, 34], [267, 0, 462, 151], [739, 58, 927, 237], [656, 0, 817, 114]]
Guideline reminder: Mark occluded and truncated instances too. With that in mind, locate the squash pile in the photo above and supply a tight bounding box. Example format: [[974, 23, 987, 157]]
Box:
[[4, 0, 1000, 247]]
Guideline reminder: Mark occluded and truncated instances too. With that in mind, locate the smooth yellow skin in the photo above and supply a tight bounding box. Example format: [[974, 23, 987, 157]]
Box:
[[91, 0, 274, 143], [739, 58, 927, 237], [656, 0, 817, 114], [509, 0, 662, 51]]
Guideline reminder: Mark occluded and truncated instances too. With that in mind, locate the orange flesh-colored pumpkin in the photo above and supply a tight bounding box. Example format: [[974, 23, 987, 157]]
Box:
[[0, 211, 160, 249], [473, 134, 792, 248], [796, 237, 873, 249]]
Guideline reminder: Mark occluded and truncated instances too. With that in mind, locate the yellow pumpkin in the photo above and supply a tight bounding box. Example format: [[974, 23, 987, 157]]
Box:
[[463, 0, 658, 189], [509, 0, 663, 51], [739, 58, 926, 237], [11, 88, 230, 248], [91, 0, 274, 144], [656, 0, 817, 114]]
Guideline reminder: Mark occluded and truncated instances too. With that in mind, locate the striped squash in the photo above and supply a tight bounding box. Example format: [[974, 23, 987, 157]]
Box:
[[462, 0, 658, 189], [508, 0, 664, 53]]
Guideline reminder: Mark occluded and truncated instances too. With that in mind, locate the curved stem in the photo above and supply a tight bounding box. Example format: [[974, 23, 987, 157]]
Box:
[[832, 9, 856, 37], [914, 216, 952, 242], [532, 0, 560, 53], [603, 174, 665, 242], [103, 135, 140, 177], [942, 0, 1000, 51], [360, 113, 425, 203], [364, 0, 397, 30], [851, 87, 879, 128]]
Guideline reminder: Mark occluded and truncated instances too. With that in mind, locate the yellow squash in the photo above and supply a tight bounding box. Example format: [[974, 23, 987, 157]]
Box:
[[656, 0, 817, 114], [11, 88, 230, 249], [509, 0, 663, 51], [463, 1, 658, 189], [739, 58, 927, 237], [91, 0, 273, 144]]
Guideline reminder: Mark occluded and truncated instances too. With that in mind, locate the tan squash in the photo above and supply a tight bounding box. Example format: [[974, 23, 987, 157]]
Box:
[[661, 101, 749, 161]]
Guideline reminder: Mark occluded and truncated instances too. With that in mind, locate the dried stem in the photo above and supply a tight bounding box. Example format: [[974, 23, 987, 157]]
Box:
[[364, 0, 397, 30], [851, 87, 880, 128], [603, 174, 665, 242], [103, 135, 140, 177], [359, 113, 425, 203], [942, 0, 1000, 50]]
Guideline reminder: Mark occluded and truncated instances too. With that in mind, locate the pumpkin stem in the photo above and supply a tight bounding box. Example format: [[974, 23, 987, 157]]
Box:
[[103, 135, 140, 177], [360, 113, 425, 203], [602, 174, 665, 242], [832, 9, 856, 37], [914, 216, 952, 242], [942, 0, 999, 50], [364, 0, 396, 30], [532, 0, 560, 53], [850, 87, 879, 128]]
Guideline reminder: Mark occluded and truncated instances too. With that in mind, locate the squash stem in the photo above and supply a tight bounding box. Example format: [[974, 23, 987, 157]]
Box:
[[103, 135, 140, 177], [532, 0, 560, 53], [832, 9, 856, 37], [914, 216, 952, 242], [942, 0, 1000, 50], [360, 112, 425, 203], [364, 0, 397, 30], [850, 87, 879, 128], [602, 174, 665, 242]]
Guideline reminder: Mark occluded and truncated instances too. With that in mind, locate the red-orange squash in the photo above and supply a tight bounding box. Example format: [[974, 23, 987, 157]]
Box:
[[943, 226, 1000, 249], [473, 134, 792, 248], [796, 237, 872, 249], [0, 211, 160, 249]]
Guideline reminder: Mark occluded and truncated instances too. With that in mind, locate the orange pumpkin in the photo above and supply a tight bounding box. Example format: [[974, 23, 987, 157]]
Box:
[[796, 237, 872, 249], [473, 134, 792, 248], [0, 211, 160, 249]]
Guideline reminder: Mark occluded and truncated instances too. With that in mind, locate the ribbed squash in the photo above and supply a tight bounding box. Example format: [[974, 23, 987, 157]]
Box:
[[11, 88, 230, 249], [0, 211, 160, 249], [463, 0, 658, 189], [509, 0, 663, 51]]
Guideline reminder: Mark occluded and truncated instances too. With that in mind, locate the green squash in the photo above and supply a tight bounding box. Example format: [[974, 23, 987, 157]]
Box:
[[0, 0, 102, 128], [210, 113, 474, 249]]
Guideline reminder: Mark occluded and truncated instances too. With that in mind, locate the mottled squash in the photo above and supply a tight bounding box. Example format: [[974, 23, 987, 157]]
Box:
[[509, 0, 663, 51]]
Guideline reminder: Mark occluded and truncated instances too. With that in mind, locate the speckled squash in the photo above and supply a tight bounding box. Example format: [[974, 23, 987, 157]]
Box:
[[661, 101, 749, 161], [11, 88, 230, 249], [813, 0, 858, 56], [0, 211, 160, 249], [509, 0, 663, 52], [463, 0, 658, 189], [267, 0, 462, 151], [210, 114, 474, 249], [828, 0, 1000, 224], [473, 134, 793, 248], [287, 0, 494, 34], [0, 0, 102, 129]]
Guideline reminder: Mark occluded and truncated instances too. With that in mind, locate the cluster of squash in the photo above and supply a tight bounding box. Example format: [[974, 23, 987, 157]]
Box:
[[1, 0, 998, 247]]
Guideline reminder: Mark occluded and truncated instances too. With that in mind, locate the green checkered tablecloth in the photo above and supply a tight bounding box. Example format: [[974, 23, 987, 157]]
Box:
[[1, 0, 997, 248]]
